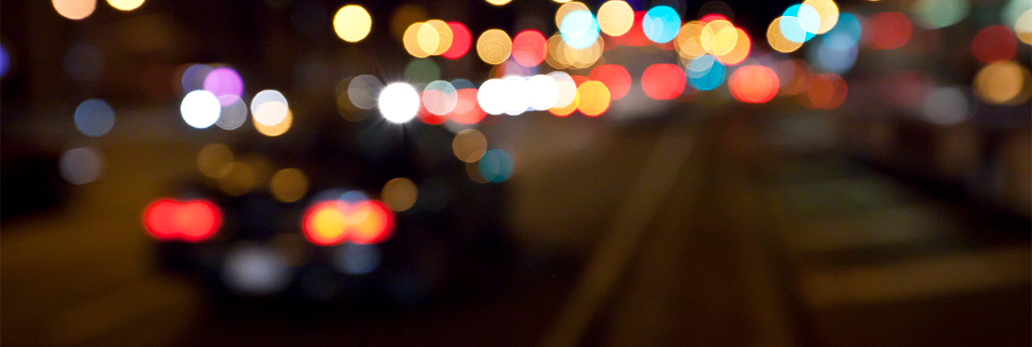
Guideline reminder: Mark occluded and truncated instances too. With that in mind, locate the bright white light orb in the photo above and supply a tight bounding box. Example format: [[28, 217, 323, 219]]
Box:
[[501, 75, 530, 116], [477, 78, 507, 115], [181, 90, 221, 129], [250, 90, 290, 126], [527, 74, 560, 111], [549, 71, 578, 108], [378, 83, 420, 123]]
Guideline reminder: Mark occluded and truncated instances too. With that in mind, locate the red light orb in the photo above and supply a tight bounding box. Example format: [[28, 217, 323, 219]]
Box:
[[807, 73, 848, 109], [589, 64, 632, 100], [417, 91, 448, 125], [729, 65, 780, 104], [615, 11, 651, 46], [442, 22, 472, 59], [511, 30, 548, 67], [448, 88, 487, 124], [143, 199, 221, 242], [971, 25, 1017, 64], [641, 64, 686, 100], [865, 12, 912, 50], [302, 199, 395, 246]]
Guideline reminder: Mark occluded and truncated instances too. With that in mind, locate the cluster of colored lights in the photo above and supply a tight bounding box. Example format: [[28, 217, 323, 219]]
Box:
[[53, 0, 146, 20], [767, 0, 840, 53], [302, 199, 394, 246], [176, 64, 296, 137]]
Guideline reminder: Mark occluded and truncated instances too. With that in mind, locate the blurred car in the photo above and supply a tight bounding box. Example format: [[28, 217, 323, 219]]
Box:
[[142, 120, 512, 305]]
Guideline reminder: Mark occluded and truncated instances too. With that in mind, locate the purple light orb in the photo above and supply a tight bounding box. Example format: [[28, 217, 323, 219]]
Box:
[[203, 67, 244, 106]]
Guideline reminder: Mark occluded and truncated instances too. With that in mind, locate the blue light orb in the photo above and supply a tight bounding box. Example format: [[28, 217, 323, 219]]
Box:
[[479, 149, 514, 183], [780, 4, 820, 43], [687, 55, 726, 91], [642, 5, 681, 44], [560, 10, 600, 49], [823, 13, 862, 51]]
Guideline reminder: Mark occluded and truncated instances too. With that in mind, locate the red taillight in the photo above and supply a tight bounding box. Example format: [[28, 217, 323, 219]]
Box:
[[143, 198, 221, 242], [302, 199, 394, 246]]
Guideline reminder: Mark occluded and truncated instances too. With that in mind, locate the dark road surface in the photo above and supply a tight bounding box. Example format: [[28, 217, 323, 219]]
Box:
[[3, 106, 1029, 347]]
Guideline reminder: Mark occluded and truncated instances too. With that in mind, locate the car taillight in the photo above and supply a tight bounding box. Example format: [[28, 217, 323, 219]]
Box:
[[302, 199, 394, 246], [143, 198, 222, 242]]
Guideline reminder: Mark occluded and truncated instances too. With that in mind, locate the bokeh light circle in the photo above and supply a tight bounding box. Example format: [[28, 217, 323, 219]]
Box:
[[203, 67, 244, 106], [181, 90, 221, 129], [250, 90, 290, 126], [74, 99, 115, 137], [561, 10, 601, 49], [577, 81, 611, 117], [974, 61, 1030, 105], [971, 25, 1018, 64], [378, 83, 420, 123], [512, 30, 548, 67], [643, 6, 682, 44], [526, 74, 561, 111], [700, 19, 738, 56], [423, 80, 459, 116], [476, 29, 513, 65], [347, 75, 383, 110], [216, 96, 248, 130], [478, 149, 514, 183], [767, 17, 804, 53], [598, 0, 635, 36], [589, 64, 631, 100], [802, 0, 839, 34], [442, 22, 472, 59], [59, 147, 104, 185], [107, 0, 144, 11], [728, 65, 780, 103], [382, 177, 418, 212], [687, 55, 726, 91], [254, 109, 292, 137], [53, 0, 96, 20], [453, 129, 488, 163], [865, 12, 912, 50], [333, 5, 373, 42], [642, 64, 686, 100], [270, 168, 309, 203]]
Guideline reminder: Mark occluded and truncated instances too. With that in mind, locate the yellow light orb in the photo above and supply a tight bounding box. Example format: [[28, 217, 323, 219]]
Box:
[[426, 20, 454, 55], [333, 5, 372, 43], [555, 2, 590, 29], [452, 129, 488, 163], [1016, 9, 1032, 45], [106, 0, 144, 11], [254, 108, 293, 137], [382, 177, 418, 211], [218, 162, 257, 196], [417, 22, 441, 56], [270, 168, 308, 203], [802, 0, 839, 34], [197, 143, 234, 179], [974, 61, 1031, 105], [485, 0, 512, 5], [577, 81, 611, 116], [477, 29, 512, 65], [565, 36, 604, 69], [701, 19, 738, 56], [598, 1, 635, 36], [403, 22, 431, 58], [716, 28, 751, 65], [53, 0, 96, 20], [546, 34, 572, 69], [550, 91, 579, 116], [767, 17, 803, 53], [676, 21, 708, 60]]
